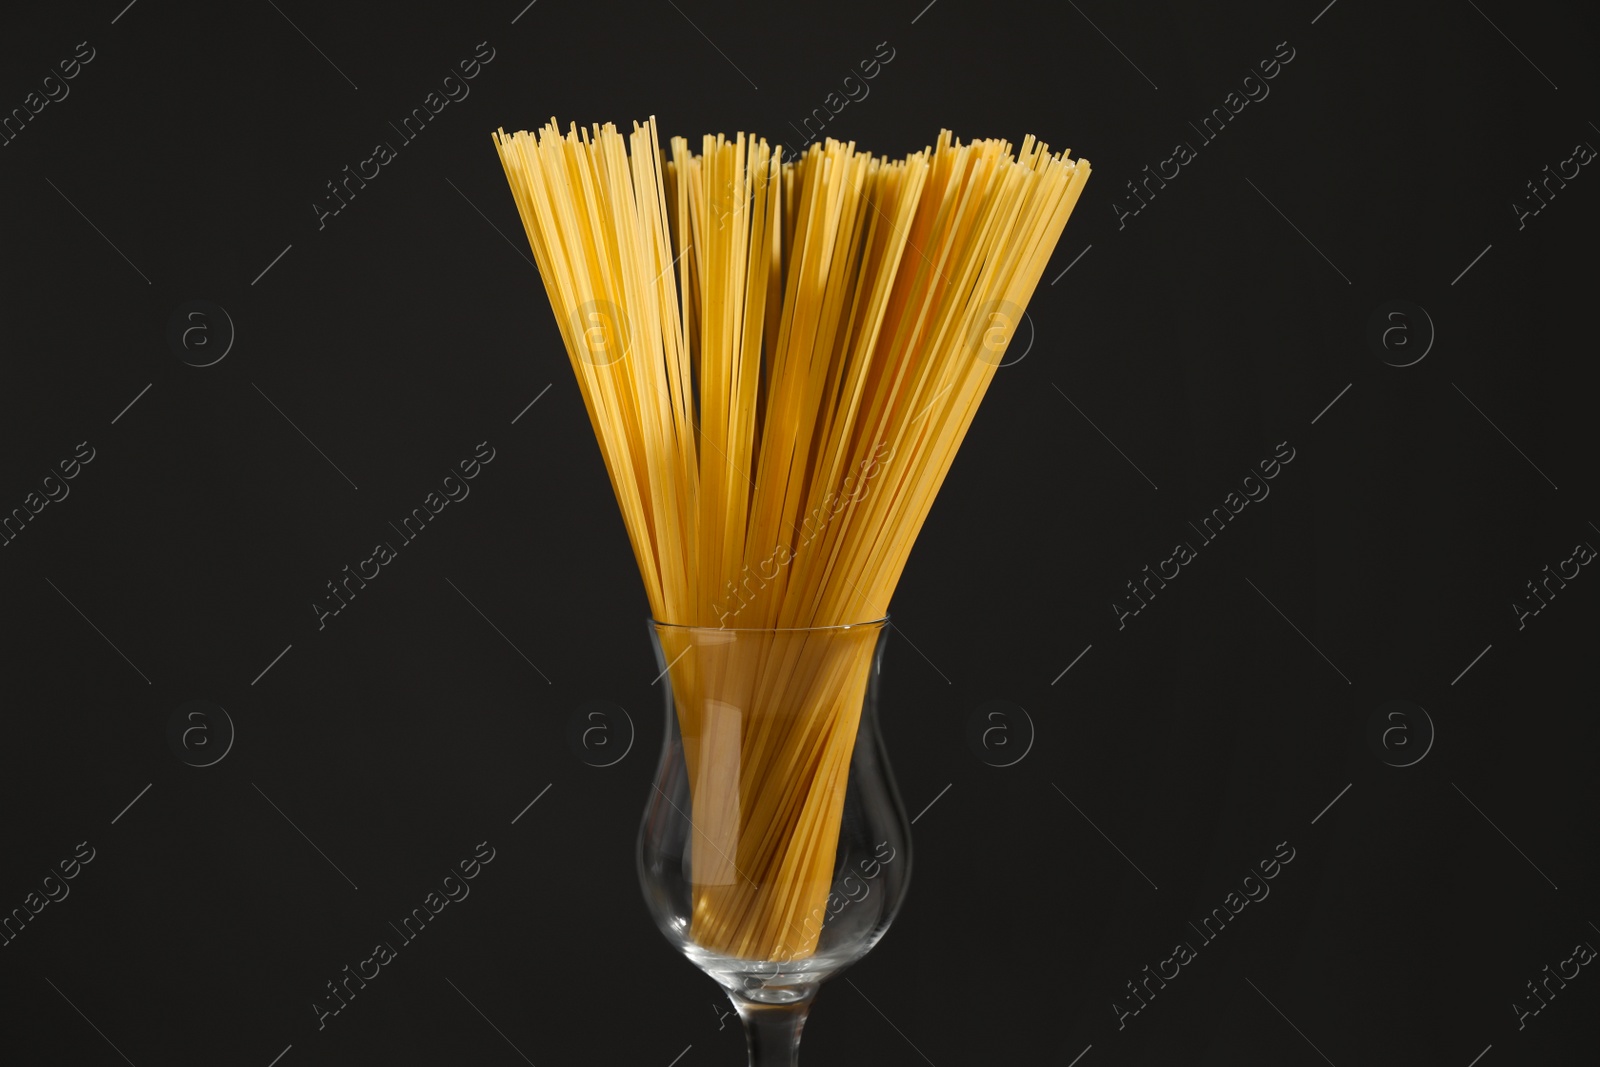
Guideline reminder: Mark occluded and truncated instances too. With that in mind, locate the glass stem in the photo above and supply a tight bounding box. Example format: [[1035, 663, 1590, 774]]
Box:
[[733, 992, 815, 1067]]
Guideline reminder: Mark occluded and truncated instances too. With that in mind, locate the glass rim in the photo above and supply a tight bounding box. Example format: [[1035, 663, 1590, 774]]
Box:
[[651, 615, 889, 634]]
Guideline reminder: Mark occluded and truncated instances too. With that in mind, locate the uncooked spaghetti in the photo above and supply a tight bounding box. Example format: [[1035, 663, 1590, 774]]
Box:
[[492, 118, 1088, 961]]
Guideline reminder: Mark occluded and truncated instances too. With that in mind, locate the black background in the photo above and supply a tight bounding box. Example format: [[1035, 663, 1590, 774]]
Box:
[[2, 1, 1597, 1064]]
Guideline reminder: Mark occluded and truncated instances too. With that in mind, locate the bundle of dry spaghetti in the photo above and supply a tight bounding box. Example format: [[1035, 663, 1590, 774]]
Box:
[[492, 118, 1088, 961]]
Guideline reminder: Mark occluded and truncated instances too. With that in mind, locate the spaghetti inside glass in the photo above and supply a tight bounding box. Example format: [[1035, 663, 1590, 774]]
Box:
[[638, 619, 910, 1063]]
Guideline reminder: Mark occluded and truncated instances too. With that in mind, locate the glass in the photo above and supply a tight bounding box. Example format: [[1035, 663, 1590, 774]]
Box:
[[637, 618, 912, 1067]]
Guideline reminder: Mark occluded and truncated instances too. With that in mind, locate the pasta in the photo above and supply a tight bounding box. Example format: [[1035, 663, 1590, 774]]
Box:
[[492, 118, 1089, 960]]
